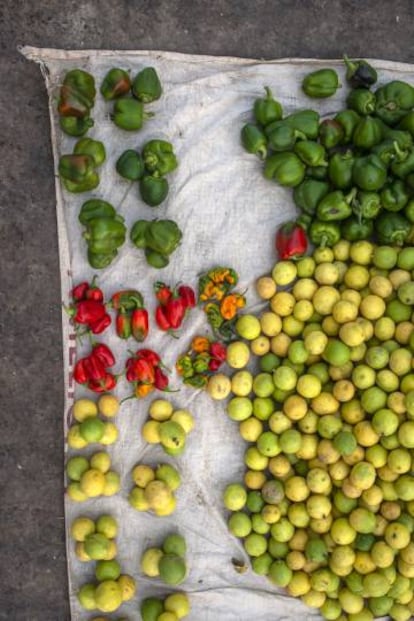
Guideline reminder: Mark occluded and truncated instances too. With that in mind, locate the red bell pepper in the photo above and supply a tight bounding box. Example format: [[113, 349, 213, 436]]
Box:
[[111, 289, 143, 312], [116, 310, 132, 339], [154, 366, 169, 390], [89, 312, 111, 335], [275, 221, 308, 260], [71, 281, 89, 302], [72, 299, 106, 325], [165, 297, 187, 330], [210, 341, 227, 362], [133, 358, 155, 384], [91, 343, 115, 368], [137, 349, 161, 367], [131, 308, 149, 342], [178, 285, 196, 308], [155, 305, 171, 331], [73, 358, 89, 384], [83, 355, 107, 382], [154, 282, 173, 306], [88, 372, 117, 393], [85, 276, 104, 302]]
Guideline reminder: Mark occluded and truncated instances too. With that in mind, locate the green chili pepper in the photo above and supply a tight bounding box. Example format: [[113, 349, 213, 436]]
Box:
[[116, 150, 145, 181], [343, 55, 378, 89], [264, 152, 306, 187], [328, 151, 355, 190], [302, 68, 340, 98], [352, 154, 387, 191], [318, 119, 344, 149], [347, 89, 376, 116], [58, 154, 96, 183], [341, 216, 374, 241], [112, 98, 150, 131], [139, 175, 169, 207], [375, 80, 414, 126], [352, 116, 383, 149], [316, 188, 356, 222], [241, 123, 267, 158], [375, 212, 412, 245], [62, 173, 99, 194], [79, 199, 116, 225], [404, 200, 414, 223], [284, 110, 320, 139], [391, 150, 414, 178], [352, 191, 381, 220], [132, 67, 162, 103], [87, 248, 118, 269], [398, 111, 414, 137], [380, 180, 409, 212], [130, 220, 149, 248], [83, 217, 126, 254], [293, 179, 330, 215], [254, 87, 283, 126], [59, 115, 94, 137], [306, 165, 329, 180], [142, 140, 178, 176], [265, 121, 306, 151], [100, 68, 131, 100], [145, 248, 169, 268], [74, 138, 106, 167], [334, 109, 361, 143], [294, 140, 328, 167], [309, 220, 341, 247], [145, 219, 183, 255]]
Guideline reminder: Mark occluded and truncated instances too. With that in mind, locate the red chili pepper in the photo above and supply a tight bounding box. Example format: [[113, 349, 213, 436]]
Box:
[[85, 276, 104, 303], [165, 297, 187, 330], [116, 310, 132, 339], [178, 285, 196, 309], [154, 366, 169, 390], [88, 372, 117, 393], [137, 349, 161, 367], [131, 308, 149, 342], [154, 282, 173, 306], [275, 221, 308, 260], [89, 312, 111, 335], [210, 341, 227, 362], [73, 358, 89, 384], [155, 305, 171, 331], [133, 358, 155, 384], [73, 300, 106, 325], [71, 281, 89, 302], [91, 343, 115, 368], [126, 357, 139, 382], [83, 355, 107, 381], [111, 289, 143, 312]]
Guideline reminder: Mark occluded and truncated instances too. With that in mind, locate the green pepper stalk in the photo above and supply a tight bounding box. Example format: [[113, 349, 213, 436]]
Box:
[[294, 140, 328, 167], [302, 68, 340, 98], [316, 188, 357, 222], [334, 109, 361, 143], [116, 150, 145, 181], [341, 216, 374, 241], [293, 179, 330, 216], [100, 68, 131, 100], [309, 220, 341, 247], [352, 116, 383, 150], [79, 199, 116, 225], [74, 138, 106, 167], [352, 154, 387, 191], [265, 121, 306, 151], [142, 140, 178, 176], [284, 110, 320, 139], [352, 191, 381, 221], [111, 98, 152, 131], [375, 80, 414, 126], [139, 175, 169, 207], [253, 87, 283, 126], [264, 152, 306, 187], [328, 151, 355, 190], [318, 119, 344, 149], [343, 55, 378, 89], [380, 180, 410, 212], [375, 212, 412, 245], [241, 123, 268, 159], [347, 89, 376, 116], [132, 67, 162, 103]]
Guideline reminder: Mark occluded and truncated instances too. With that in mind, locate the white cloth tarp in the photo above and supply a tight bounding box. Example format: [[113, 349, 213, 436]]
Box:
[[21, 47, 414, 621]]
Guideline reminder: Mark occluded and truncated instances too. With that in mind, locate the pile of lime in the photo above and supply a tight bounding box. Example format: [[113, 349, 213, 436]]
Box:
[[77, 572, 135, 614], [66, 452, 120, 502], [71, 514, 118, 563], [141, 398, 195, 456], [222, 241, 414, 620], [128, 462, 181, 517], [68, 394, 120, 449], [141, 591, 191, 621], [141, 533, 187, 586]]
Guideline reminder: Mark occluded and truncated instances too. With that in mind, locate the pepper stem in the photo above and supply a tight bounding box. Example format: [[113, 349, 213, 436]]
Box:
[[345, 187, 358, 204], [393, 140, 408, 162], [264, 86, 274, 100], [343, 54, 356, 73]]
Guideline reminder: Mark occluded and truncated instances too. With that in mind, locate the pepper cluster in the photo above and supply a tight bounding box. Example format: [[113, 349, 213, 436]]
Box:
[[68, 277, 111, 335], [58, 69, 96, 137], [74, 343, 117, 393], [59, 137, 106, 193], [176, 336, 227, 388], [125, 349, 170, 398], [242, 57, 414, 250], [100, 66, 161, 131], [130, 218, 183, 268], [154, 281, 196, 334], [116, 139, 178, 207], [79, 199, 127, 269], [198, 267, 246, 340], [111, 289, 149, 342]]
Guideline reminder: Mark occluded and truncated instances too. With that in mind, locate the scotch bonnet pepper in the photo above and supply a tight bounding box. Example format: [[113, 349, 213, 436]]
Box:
[[341, 217, 374, 242], [284, 110, 320, 140], [316, 188, 356, 222]]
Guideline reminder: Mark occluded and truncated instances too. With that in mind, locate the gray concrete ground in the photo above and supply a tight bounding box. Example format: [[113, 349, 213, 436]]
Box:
[[1, 1, 414, 619]]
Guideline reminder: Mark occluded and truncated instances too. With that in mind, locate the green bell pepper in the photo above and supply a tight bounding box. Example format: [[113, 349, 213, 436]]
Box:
[[87, 248, 118, 269], [58, 154, 96, 183], [306, 165, 328, 180], [132, 67, 162, 103], [59, 115, 94, 137], [316, 188, 356, 222], [371, 139, 406, 166], [352, 191, 381, 220], [398, 111, 414, 137], [142, 140, 178, 176], [100, 68, 131, 100], [112, 98, 150, 131], [254, 87, 283, 126], [343, 55, 377, 89], [318, 119, 344, 149], [294, 140, 327, 167], [375, 212, 412, 245], [130, 220, 150, 248], [341, 216, 374, 241], [144, 219, 183, 255], [377, 122, 413, 150], [145, 248, 169, 268], [74, 138, 106, 167], [241, 123, 268, 158], [352, 154, 387, 191], [265, 121, 306, 151], [62, 173, 99, 193], [352, 116, 383, 149], [302, 68, 340, 98], [293, 179, 330, 215], [328, 151, 355, 189], [391, 150, 414, 179], [83, 217, 126, 255], [58, 69, 96, 117], [284, 110, 320, 139], [63, 69, 96, 107], [334, 109, 361, 143], [375, 80, 414, 126], [404, 199, 414, 223], [309, 220, 341, 247], [79, 199, 116, 225], [347, 89, 376, 115], [380, 180, 409, 212], [264, 152, 306, 187], [139, 175, 169, 207], [116, 150, 145, 181]]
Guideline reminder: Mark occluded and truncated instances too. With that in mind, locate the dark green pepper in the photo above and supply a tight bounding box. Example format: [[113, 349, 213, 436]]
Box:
[[391, 150, 414, 179], [294, 140, 328, 167], [293, 179, 330, 215], [87, 248, 118, 269], [132, 67, 162, 103], [284, 110, 320, 139], [309, 220, 341, 247], [375, 80, 414, 126], [398, 111, 414, 137], [404, 200, 414, 223], [352, 154, 387, 191], [334, 109, 361, 143], [139, 175, 169, 207], [318, 119, 344, 149], [145, 248, 169, 268], [116, 150, 145, 181], [83, 217, 126, 255], [142, 140, 178, 176], [302, 68, 340, 98], [265, 121, 306, 151], [74, 138, 106, 167], [62, 173, 99, 194], [316, 188, 356, 222], [347, 89, 376, 116], [79, 199, 116, 225], [352, 116, 383, 149], [371, 139, 405, 166], [130, 220, 149, 248], [59, 115, 94, 137], [328, 151, 355, 189], [264, 152, 306, 187], [380, 180, 409, 212], [343, 55, 378, 89], [241, 123, 267, 158], [254, 87, 283, 126], [58, 154, 96, 183], [100, 68, 131, 100], [112, 98, 151, 131], [352, 191, 381, 220], [341, 216, 374, 241], [375, 212, 412, 245], [145, 219, 183, 255]]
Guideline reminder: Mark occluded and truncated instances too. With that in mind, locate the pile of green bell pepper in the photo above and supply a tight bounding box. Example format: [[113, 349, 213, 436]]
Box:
[[241, 56, 414, 247], [130, 218, 182, 268], [58, 69, 96, 137], [79, 199, 127, 268], [59, 138, 106, 193]]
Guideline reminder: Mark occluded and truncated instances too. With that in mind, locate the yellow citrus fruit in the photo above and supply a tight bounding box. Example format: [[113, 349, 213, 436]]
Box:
[[132, 464, 155, 488], [102, 471, 121, 496], [149, 398, 174, 421], [142, 420, 161, 443], [99, 422, 119, 445], [117, 574, 136, 601], [90, 451, 111, 473], [70, 516, 95, 542], [97, 394, 120, 418], [73, 398, 98, 422]]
